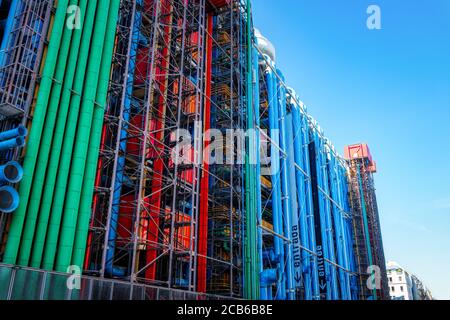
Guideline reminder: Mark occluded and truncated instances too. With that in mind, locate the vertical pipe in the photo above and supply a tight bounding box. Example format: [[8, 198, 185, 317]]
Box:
[[40, 0, 99, 271], [302, 114, 320, 300], [197, 12, 213, 293], [291, 103, 312, 299], [308, 136, 328, 300], [285, 111, 303, 299], [320, 144, 338, 299], [253, 49, 265, 300], [18, 0, 82, 267], [71, 0, 121, 271], [55, 0, 113, 272], [277, 71, 294, 300], [244, 0, 258, 299], [3, 0, 70, 265], [265, 62, 285, 300], [329, 154, 351, 299], [104, 0, 141, 276]]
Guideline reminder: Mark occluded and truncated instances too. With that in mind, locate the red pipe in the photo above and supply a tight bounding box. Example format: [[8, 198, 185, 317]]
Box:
[[197, 13, 214, 293]]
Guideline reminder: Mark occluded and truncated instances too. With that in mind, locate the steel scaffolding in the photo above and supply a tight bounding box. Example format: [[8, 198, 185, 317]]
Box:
[[206, 0, 246, 297], [0, 0, 52, 260], [86, 0, 209, 294], [348, 158, 389, 300], [0, 0, 52, 121]]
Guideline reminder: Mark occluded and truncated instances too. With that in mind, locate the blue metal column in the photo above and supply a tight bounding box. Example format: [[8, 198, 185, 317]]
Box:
[[291, 98, 314, 300], [276, 72, 295, 300], [265, 59, 285, 300], [105, 0, 142, 276]]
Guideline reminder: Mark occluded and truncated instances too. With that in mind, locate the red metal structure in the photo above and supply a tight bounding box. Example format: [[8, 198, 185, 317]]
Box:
[[197, 13, 214, 293]]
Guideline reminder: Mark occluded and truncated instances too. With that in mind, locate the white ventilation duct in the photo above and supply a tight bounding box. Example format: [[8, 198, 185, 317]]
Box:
[[255, 28, 276, 63]]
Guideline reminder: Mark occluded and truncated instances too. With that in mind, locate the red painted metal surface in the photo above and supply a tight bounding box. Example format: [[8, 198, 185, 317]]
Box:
[[344, 143, 373, 163], [208, 0, 230, 10], [345, 143, 377, 172], [197, 14, 214, 293]]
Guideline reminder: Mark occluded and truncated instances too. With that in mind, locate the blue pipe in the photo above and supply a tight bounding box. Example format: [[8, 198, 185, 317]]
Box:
[[276, 70, 295, 300], [285, 112, 302, 299], [300, 114, 321, 300], [327, 152, 351, 299], [341, 167, 359, 300], [322, 148, 339, 300], [0, 161, 23, 184], [291, 101, 314, 300], [0, 0, 19, 68], [318, 132, 339, 299], [0, 185, 19, 213], [260, 268, 278, 286], [105, 1, 142, 276], [0, 136, 24, 151], [310, 128, 332, 299], [0, 125, 27, 141], [265, 59, 285, 300]]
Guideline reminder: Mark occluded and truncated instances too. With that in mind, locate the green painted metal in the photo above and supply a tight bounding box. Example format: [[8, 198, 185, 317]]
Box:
[[41, 0, 100, 270], [244, 0, 259, 300], [71, 0, 121, 270], [29, 0, 90, 268], [17, 0, 82, 267], [54, 0, 112, 272], [2, 0, 70, 265]]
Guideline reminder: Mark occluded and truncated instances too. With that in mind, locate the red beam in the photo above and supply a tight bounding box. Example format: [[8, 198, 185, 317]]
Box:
[[197, 13, 214, 293]]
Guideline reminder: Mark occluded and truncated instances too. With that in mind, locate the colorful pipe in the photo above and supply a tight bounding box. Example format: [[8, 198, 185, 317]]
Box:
[[18, 0, 82, 267], [0, 185, 19, 213], [55, 0, 114, 273], [104, 0, 142, 277], [277, 70, 295, 300], [264, 57, 285, 300], [0, 125, 27, 141], [197, 12, 214, 293], [72, 0, 121, 271], [3, 0, 70, 265], [0, 161, 23, 184]]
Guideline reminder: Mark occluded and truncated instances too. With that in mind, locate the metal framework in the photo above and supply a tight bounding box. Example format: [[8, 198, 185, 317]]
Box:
[[86, 0, 210, 294], [0, 0, 52, 122], [348, 158, 389, 300], [206, 0, 246, 298], [84, 0, 248, 299], [0, 0, 53, 259], [0, 0, 388, 301]]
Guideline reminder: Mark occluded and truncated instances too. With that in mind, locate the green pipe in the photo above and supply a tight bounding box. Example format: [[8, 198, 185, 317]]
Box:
[[2, 0, 70, 265], [71, 0, 121, 270], [55, 0, 112, 272], [17, 0, 81, 267], [41, 0, 100, 270], [28, 0, 90, 268], [244, 0, 259, 299]]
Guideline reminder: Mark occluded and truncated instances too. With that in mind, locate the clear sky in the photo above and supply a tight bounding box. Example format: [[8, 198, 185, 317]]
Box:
[[252, 0, 450, 299]]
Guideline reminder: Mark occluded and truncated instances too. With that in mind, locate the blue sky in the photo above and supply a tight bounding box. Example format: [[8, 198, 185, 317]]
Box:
[[253, 0, 450, 299]]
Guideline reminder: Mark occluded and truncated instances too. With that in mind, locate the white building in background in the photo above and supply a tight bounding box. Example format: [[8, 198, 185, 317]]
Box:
[[386, 261, 433, 300]]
